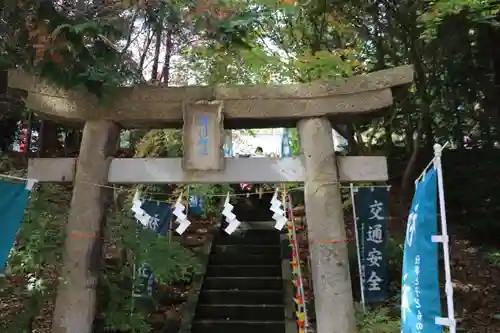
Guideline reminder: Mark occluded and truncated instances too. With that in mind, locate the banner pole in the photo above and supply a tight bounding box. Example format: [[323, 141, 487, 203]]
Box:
[[186, 186, 190, 216], [350, 183, 365, 310], [433, 143, 456, 333], [0, 173, 28, 181]]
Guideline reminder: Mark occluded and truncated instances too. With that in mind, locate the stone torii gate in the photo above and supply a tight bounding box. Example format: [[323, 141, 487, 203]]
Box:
[[8, 65, 413, 333]]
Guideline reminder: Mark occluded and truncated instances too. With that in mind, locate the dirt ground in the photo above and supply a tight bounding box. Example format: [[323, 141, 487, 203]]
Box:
[[450, 238, 500, 333]]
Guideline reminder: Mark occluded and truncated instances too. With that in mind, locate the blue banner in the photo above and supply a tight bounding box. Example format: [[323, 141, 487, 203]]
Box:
[[139, 201, 172, 236], [223, 130, 233, 157], [401, 168, 442, 333], [188, 195, 205, 216], [133, 200, 172, 298], [353, 186, 389, 303], [133, 263, 156, 299], [198, 115, 209, 156], [281, 128, 292, 157], [0, 180, 31, 273]]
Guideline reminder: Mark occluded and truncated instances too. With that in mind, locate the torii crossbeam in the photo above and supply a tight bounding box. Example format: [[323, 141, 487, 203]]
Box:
[[8, 66, 412, 128]]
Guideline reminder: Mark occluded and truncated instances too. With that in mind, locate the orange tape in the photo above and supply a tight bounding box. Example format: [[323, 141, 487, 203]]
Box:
[[311, 238, 352, 244]]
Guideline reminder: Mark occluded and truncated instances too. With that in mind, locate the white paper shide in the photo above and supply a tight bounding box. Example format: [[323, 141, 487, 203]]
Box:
[[173, 195, 191, 235], [270, 189, 287, 230], [222, 193, 241, 234]]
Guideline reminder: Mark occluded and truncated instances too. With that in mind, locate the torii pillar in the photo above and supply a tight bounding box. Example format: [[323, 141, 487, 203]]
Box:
[[298, 117, 356, 332], [52, 121, 120, 333]]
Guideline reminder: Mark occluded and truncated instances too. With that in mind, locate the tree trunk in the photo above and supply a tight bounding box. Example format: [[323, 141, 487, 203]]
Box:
[[64, 128, 82, 156], [451, 98, 463, 149], [161, 27, 173, 85], [51, 120, 119, 333], [25, 111, 33, 158], [488, 25, 500, 143], [139, 29, 154, 74], [401, 114, 424, 191], [151, 9, 165, 83]]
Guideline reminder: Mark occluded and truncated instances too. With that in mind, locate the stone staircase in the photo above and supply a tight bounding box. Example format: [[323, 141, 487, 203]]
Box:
[[191, 228, 286, 333]]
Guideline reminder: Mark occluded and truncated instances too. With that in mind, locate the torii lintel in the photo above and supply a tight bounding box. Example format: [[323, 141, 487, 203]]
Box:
[[7, 65, 413, 129]]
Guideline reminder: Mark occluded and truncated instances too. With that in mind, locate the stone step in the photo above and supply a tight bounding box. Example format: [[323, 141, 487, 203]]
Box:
[[191, 320, 285, 333], [203, 277, 282, 290], [234, 221, 283, 230], [205, 265, 282, 278], [209, 253, 281, 265], [233, 204, 275, 221], [198, 290, 283, 305], [215, 230, 280, 246], [195, 304, 285, 321], [211, 244, 281, 256]]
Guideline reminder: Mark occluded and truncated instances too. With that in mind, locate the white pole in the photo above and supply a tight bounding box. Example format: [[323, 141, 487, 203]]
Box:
[[186, 186, 190, 216], [0, 173, 27, 181], [350, 183, 365, 310], [433, 143, 456, 333], [415, 158, 435, 185]]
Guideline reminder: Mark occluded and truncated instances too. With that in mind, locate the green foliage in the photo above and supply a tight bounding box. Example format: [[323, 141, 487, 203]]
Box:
[[188, 183, 233, 217], [294, 49, 358, 80], [102, 307, 151, 333], [3, 0, 140, 97], [7, 189, 66, 276], [1, 0, 265, 97], [136, 228, 201, 284], [135, 129, 183, 158], [1, 184, 67, 332], [355, 304, 400, 333], [287, 128, 300, 156], [182, 46, 290, 84], [133, 129, 183, 203], [0, 155, 18, 172], [0, 177, 201, 333], [485, 249, 500, 266], [419, 0, 499, 40], [35, 28, 137, 97], [98, 207, 201, 333], [133, 128, 232, 217], [106, 127, 222, 333], [386, 237, 404, 269]]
